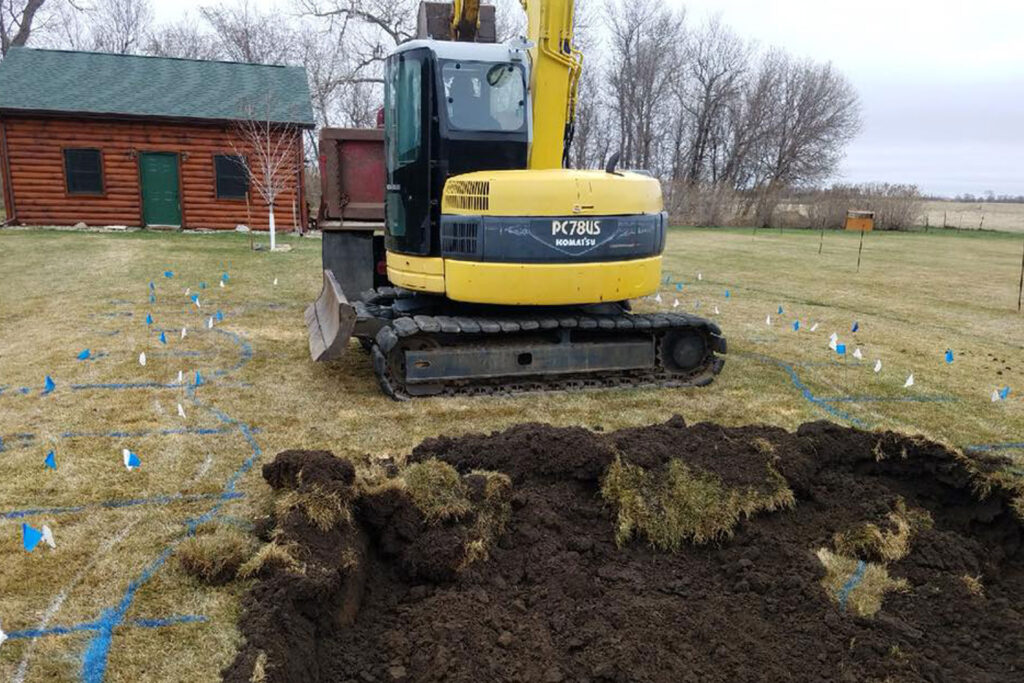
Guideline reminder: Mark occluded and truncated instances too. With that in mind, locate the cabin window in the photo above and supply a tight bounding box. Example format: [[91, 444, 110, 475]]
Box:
[[63, 149, 104, 195], [214, 155, 248, 199]]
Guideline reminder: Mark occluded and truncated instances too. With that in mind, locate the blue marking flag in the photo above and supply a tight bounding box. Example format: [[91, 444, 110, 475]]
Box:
[[778, 305, 784, 315], [725, 290, 731, 299], [149, 281, 155, 291], [77, 349, 91, 360], [792, 320, 800, 331], [221, 272, 229, 282], [675, 283, 683, 291], [1000, 387, 1011, 400], [190, 294, 199, 304], [149, 293, 156, 304], [146, 313, 153, 325], [159, 331, 167, 345], [195, 371, 204, 387], [945, 349, 954, 364], [44, 451, 56, 470], [851, 321, 860, 333], [215, 310, 224, 322], [43, 376, 56, 395], [124, 449, 142, 469], [164, 271, 174, 278], [836, 344, 847, 356], [22, 523, 43, 552]]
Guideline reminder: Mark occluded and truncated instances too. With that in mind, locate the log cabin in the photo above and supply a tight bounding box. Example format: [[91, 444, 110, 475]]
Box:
[[0, 48, 315, 231]]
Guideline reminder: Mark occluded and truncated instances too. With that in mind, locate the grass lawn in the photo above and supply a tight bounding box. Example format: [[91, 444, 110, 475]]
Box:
[[0, 225, 1022, 681]]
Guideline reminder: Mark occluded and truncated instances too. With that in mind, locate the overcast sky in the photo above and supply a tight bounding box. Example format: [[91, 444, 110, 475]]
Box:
[[157, 0, 1024, 197]]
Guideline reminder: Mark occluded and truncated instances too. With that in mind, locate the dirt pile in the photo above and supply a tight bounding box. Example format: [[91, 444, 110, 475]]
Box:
[[225, 420, 1024, 683]]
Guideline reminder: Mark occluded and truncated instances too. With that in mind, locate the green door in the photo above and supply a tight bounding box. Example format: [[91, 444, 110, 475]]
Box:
[[139, 153, 182, 227]]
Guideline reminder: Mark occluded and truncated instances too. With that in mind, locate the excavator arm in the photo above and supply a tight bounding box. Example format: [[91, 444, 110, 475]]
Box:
[[520, 0, 583, 169], [451, 0, 482, 40]]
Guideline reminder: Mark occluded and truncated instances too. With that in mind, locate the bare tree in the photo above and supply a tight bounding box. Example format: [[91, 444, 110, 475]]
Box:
[[0, 0, 47, 56], [233, 97, 303, 251], [88, 0, 150, 53], [201, 0, 296, 65], [145, 15, 223, 60]]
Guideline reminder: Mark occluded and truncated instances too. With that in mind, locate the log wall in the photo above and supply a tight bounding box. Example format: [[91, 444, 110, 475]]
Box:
[[0, 115, 307, 231]]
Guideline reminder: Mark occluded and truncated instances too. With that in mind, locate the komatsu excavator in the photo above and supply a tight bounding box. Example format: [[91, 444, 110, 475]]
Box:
[[306, 0, 727, 399]]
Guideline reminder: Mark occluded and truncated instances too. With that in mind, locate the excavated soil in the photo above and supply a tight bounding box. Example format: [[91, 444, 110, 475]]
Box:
[[225, 419, 1024, 683]]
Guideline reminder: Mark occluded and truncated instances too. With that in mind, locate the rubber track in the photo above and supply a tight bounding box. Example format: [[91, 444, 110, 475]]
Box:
[[368, 306, 727, 400]]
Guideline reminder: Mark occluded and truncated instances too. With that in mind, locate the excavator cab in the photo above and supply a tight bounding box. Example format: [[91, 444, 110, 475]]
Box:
[[383, 41, 531, 258]]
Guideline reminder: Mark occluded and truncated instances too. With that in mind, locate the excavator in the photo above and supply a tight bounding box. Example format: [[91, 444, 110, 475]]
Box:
[[305, 0, 727, 399]]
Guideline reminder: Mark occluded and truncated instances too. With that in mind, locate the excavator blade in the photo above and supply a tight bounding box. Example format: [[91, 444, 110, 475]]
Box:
[[305, 270, 357, 362]]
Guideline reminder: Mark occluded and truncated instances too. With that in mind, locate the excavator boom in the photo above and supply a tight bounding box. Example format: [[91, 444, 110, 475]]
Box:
[[520, 0, 583, 169]]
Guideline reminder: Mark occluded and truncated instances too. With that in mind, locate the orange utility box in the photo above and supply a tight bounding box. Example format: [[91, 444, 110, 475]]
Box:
[[844, 210, 875, 231]]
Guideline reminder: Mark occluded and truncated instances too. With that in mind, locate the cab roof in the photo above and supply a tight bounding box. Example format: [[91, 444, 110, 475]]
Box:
[[392, 39, 527, 64]]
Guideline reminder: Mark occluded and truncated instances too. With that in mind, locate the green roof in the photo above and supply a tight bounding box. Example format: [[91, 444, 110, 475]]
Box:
[[0, 48, 315, 127]]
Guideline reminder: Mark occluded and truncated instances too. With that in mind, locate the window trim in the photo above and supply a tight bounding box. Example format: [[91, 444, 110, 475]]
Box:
[[212, 153, 249, 201], [62, 147, 105, 197]]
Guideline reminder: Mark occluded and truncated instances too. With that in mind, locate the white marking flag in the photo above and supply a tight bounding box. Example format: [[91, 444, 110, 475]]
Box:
[[853, 348, 863, 360], [904, 374, 915, 388], [810, 323, 819, 332], [178, 403, 187, 419], [992, 389, 1001, 402], [874, 360, 883, 373], [138, 352, 146, 366], [41, 525, 56, 549], [0, 620, 7, 649]]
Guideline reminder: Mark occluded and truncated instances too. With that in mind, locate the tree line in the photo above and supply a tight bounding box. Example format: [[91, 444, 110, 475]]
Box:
[[2, 0, 875, 228]]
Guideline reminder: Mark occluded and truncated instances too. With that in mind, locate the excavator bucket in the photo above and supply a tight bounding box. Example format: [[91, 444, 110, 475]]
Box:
[[305, 270, 357, 362]]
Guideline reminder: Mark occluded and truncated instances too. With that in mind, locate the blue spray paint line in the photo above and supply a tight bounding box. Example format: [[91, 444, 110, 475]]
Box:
[[128, 615, 208, 629], [741, 353, 868, 427], [81, 549, 175, 682], [60, 426, 232, 439], [837, 560, 867, 612], [965, 442, 1024, 452], [71, 381, 182, 391], [817, 395, 959, 404], [1, 491, 244, 520], [0, 426, 256, 451], [76, 308, 261, 682], [7, 615, 207, 640]]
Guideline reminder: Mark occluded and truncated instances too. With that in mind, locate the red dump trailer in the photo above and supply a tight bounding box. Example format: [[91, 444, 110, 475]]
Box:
[[317, 127, 388, 300]]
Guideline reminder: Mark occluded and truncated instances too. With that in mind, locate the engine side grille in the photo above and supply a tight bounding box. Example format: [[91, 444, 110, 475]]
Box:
[[443, 180, 490, 212], [441, 220, 480, 257]]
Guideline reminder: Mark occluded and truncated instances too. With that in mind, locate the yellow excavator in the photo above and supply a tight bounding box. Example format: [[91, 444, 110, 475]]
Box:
[[306, 0, 726, 399]]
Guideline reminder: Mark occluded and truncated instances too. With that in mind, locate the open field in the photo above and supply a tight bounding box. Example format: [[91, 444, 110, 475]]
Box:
[[1, 226, 1023, 681], [920, 200, 1024, 233]]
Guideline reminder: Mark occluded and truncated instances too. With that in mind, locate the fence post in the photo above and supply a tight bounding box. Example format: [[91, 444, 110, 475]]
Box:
[[818, 218, 826, 255], [856, 228, 866, 273], [1018, 238, 1024, 313]]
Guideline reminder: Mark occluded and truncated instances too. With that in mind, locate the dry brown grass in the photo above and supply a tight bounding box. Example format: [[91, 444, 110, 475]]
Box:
[[817, 548, 910, 618], [601, 457, 795, 549], [833, 500, 932, 563], [1, 227, 1022, 681], [275, 485, 352, 532], [402, 459, 474, 523], [961, 574, 985, 598], [237, 542, 301, 580], [177, 525, 255, 585]]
